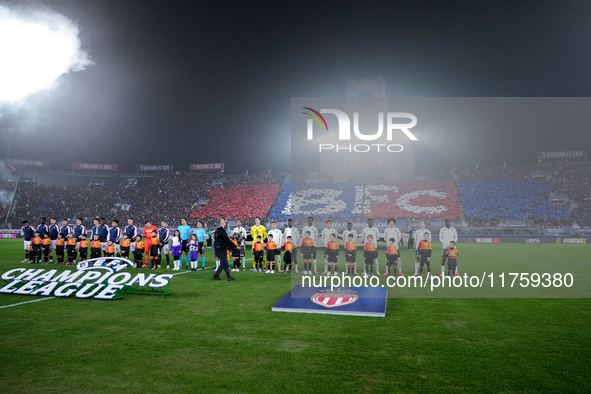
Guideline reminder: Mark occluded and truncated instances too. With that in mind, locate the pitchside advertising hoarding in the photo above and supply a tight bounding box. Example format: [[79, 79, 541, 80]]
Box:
[[72, 162, 118, 172], [537, 150, 587, 161], [7, 158, 50, 168], [462, 236, 591, 244], [190, 163, 224, 171], [136, 164, 173, 172]]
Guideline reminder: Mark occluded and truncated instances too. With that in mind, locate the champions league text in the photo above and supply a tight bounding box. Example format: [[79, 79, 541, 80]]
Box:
[[0, 268, 173, 300], [301, 272, 574, 292]]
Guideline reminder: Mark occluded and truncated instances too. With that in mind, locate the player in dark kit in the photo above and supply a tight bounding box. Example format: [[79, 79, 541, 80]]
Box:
[[37, 218, 48, 238], [20, 220, 36, 263], [108, 220, 122, 257], [48, 218, 60, 263]]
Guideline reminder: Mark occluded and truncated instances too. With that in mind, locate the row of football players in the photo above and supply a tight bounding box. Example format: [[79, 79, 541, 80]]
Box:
[[247, 217, 460, 277], [20, 216, 460, 276], [245, 224, 459, 278]]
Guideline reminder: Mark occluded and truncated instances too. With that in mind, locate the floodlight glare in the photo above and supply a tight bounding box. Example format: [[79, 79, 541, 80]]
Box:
[[0, 5, 92, 103]]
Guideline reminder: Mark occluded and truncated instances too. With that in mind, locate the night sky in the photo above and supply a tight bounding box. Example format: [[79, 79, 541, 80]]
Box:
[[3, 0, 591, 173]]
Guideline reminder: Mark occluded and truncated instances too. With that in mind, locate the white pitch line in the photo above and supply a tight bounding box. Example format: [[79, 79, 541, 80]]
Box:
[[0, 297, 55, 310], [171, 265, 215, 275]]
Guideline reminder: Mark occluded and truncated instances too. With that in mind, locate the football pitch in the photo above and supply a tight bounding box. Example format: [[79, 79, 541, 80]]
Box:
[[0, 238, 590, 393]]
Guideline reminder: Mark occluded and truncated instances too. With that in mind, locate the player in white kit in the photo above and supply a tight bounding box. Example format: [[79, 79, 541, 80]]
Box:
[[283, 219, 300, 273], [302, 217, 319, 273], [439, 219, 459, 276], [383, 218, 404, 276], [268, 221, 283, 272]]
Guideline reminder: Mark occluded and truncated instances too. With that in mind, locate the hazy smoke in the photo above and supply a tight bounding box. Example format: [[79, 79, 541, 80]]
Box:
[[0, 3, 93, 106], [0, 189, 13, 207]]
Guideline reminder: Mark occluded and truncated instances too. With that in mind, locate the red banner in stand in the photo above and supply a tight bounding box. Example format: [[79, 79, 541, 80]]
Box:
[[72, 162, 118, 172], [189, 163, 224, 171]]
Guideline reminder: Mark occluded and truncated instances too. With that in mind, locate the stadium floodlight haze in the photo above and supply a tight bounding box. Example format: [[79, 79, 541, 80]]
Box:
[[0, 4, 92, 104]]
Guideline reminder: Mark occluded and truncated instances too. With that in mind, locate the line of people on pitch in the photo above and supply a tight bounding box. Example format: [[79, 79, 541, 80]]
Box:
[[246, 217, 461, 277], [19, 217, 183, 271]]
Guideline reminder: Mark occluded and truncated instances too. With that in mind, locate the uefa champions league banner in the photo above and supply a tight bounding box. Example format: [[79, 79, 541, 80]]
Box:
[[0, 258, 174, 300]]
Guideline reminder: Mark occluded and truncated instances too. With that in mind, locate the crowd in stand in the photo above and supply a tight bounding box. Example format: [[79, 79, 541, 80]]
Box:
[[9, 183, 140, 227], [7, 171, 286, 228], [551, 163, 591, 226], [126, 171, 216, 226], [458, 178, 573, 227], [0, 182, 15, 223], [6, 162, 590, 229], [455, 164, 533, 181]]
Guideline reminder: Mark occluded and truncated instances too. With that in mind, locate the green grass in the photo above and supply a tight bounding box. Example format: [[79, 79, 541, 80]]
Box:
[[0, 239, 590, 393]]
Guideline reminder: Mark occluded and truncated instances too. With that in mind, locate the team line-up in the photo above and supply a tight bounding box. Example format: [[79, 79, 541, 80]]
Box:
[[18, 216, 462, 278]]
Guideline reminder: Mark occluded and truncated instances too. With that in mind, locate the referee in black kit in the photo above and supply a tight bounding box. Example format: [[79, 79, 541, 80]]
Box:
[[212, 218, 237, 281]]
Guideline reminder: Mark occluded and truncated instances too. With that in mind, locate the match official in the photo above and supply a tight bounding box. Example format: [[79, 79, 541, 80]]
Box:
[[213, 218, 237, 281]]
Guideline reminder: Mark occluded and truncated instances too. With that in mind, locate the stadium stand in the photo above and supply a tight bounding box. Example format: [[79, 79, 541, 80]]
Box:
[[551, 162, 591, 226], [457, 179, 572, 226], [8, 170, 286, 228], [190, 184, 282, 223], [7, 161, 590, 230], [361, 181, 463, 219], [9, 182, 142, 226], [455, 164, 533, 181], [269, 181, 463, 222]]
